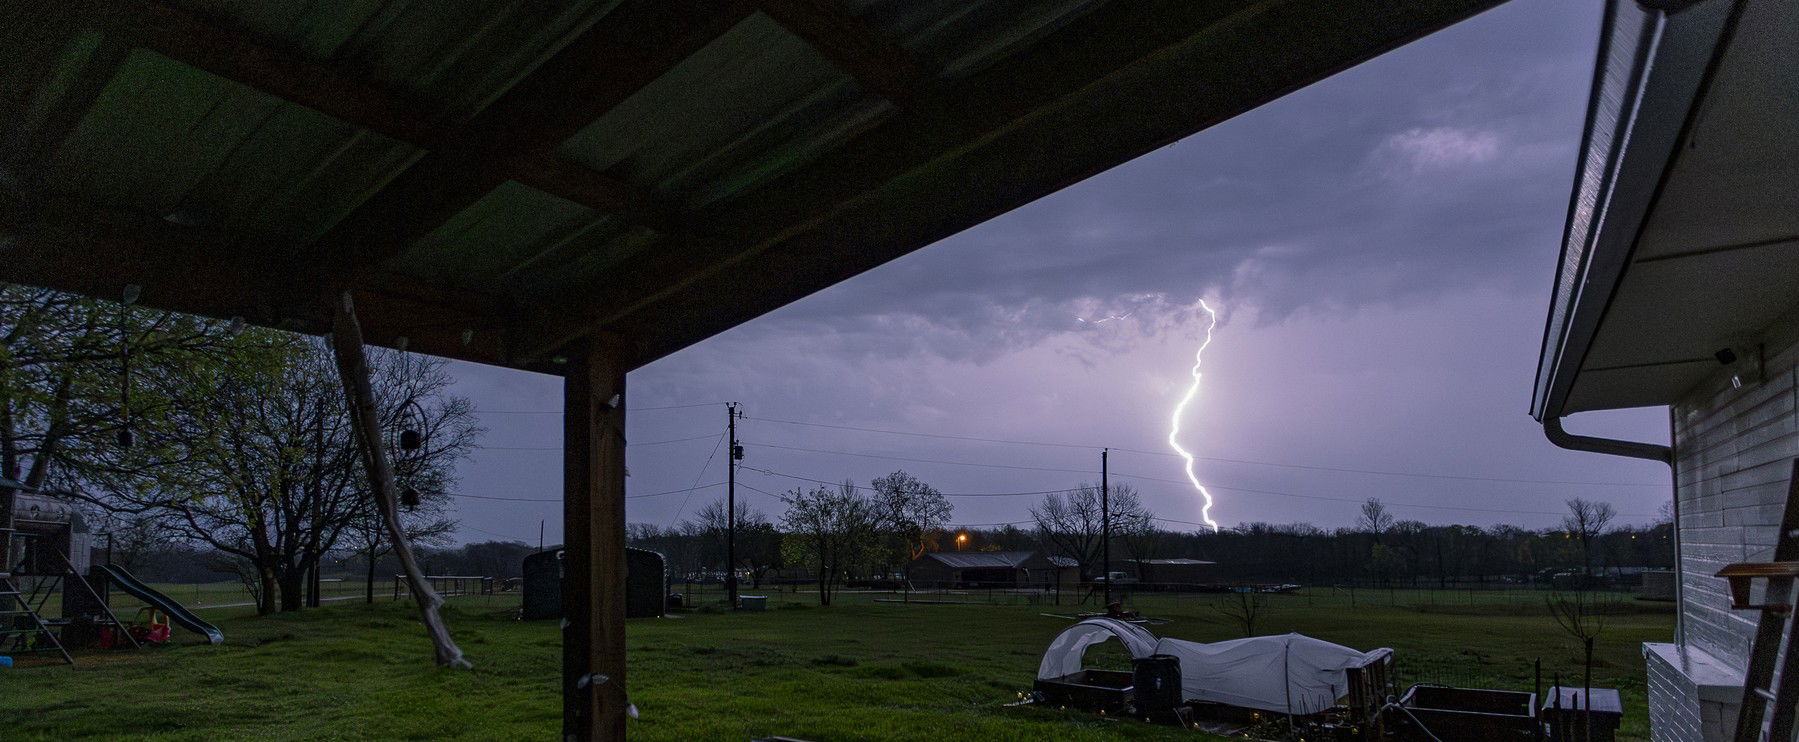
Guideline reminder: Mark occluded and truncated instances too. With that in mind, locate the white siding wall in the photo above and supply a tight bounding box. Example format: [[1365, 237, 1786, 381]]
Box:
[[1652, 314, 1799, 741], [1673, 337, 1799, 670]]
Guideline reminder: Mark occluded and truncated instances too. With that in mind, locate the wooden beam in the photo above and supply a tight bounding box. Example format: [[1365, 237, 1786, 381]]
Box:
[[0, 192, 512, 366], [516, 0, 1504, 364], [313, 0, 755, 276], [562, 334, 630, 742], [755, 0, 935, 107], [39, 0, 668, 227], [514, 0, 1262, 359], [97, 0, 447, 147]]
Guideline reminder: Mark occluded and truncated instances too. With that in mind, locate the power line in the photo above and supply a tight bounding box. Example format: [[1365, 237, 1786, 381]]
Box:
[[628, 481, 726, 500], [473, 402, 727, 414], [468, 433, 721, 452], [449, 492, 559, 503], [749, 443, 1098, 476], [746, 415, 1097, 450], [741, 462, 1654, 519], [741, 465, 1083, 498], [669, 432, 727, 523], [748, 442, 1654, 504], [1114, 473, 1657, 518], [445, 481, 727, 503], [744, 415, 1664, 488], [459, 523, 534, 542]]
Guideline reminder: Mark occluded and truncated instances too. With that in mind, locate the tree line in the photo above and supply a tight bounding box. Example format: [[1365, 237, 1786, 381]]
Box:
[[628, 487, 1670, 602], [2, 285, 476, 613]]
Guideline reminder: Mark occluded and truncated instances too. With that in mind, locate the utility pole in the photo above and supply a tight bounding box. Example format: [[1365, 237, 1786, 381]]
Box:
[[726, 403, 742, 609], [1101, 448, 1110, 606]]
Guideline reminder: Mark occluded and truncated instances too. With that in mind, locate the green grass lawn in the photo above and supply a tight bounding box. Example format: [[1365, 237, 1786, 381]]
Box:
[[0, 588, 1673, 741]]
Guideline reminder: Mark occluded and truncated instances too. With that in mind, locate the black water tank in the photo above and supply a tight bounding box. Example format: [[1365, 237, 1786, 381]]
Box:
[[1133, 654, 1182, 718]]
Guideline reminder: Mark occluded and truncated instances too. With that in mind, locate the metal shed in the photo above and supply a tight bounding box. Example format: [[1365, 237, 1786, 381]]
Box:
[[0, 2, 1506, 737], [522, 548, 666, 621]]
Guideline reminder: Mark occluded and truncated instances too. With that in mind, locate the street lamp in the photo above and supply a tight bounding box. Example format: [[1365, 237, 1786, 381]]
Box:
[[956, 533, 968, 551]]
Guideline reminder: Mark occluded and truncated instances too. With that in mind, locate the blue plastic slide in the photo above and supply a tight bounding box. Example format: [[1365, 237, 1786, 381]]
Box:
[[97, 564, 224, 644]]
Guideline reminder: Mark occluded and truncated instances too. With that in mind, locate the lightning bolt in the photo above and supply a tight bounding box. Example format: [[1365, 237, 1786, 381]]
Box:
[[1168, 299, 1221, 532], [1076, 312, 1132, 324]]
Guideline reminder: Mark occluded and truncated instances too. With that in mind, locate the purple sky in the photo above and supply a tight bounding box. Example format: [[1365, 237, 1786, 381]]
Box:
[[441, 0, 1674, 546]]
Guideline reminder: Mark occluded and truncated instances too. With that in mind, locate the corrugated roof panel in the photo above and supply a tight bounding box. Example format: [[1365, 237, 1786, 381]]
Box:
[[167, 0, 619, 118], [557, 12, 863, 202], [384, 181, 597, 293], [923, 551, 1039, 569], [44, 49, 418, 250], [844, 0, 1105, 79], [668, 84, 894, 210], [48, 50, 283, 215], [528, 223, 667, 300], [179, 104, 417, 247]]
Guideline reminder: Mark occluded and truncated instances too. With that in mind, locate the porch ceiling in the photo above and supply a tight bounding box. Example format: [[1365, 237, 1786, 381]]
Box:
[[0, 0, 1503, 373]]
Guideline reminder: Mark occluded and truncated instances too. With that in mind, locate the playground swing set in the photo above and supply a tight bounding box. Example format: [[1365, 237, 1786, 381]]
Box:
[[0, 475, 221, 667]]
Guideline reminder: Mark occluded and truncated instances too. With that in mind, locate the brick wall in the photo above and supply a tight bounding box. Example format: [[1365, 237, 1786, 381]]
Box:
[[1647, 643, 1706, 741]]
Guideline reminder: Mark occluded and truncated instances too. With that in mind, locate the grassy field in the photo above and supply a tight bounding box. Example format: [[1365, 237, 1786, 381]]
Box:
[[1, 587, 1673, 741]]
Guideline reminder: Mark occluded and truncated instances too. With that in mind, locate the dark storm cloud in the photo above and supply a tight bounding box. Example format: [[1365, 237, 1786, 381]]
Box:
[[738, 0, 1600, 359], [443, 0, 1673, 544]]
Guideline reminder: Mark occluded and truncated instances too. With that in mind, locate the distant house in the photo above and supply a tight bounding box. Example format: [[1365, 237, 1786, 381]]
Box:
[[907, 551, 1075, 589], [1131, 558, 1218, 585]]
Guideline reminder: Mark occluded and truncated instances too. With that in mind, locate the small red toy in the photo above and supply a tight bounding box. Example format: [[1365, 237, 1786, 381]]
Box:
[[127, 608, 172, 644]]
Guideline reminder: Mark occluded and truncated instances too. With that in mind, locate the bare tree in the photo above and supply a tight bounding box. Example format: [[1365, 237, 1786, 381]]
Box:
[[780, 481, 877, 606], [689, 498, 782, 588], [1217, 588, 1270, 636], [1547, 588, 1623, 715], [1358, 498, 1394, 538], [77, 506, 172, 572], [870, 470, 953, 572], [85, 334, 477, 614], [1031, 483, 1146, 579], [1113, 486, 1161, 580], [1563, 498, 1617, 581]]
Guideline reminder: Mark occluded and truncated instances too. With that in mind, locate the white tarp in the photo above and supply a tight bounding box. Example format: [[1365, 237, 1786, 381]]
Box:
[[1037, 621, 1386, 716], [1035, 618, 1159, 681]]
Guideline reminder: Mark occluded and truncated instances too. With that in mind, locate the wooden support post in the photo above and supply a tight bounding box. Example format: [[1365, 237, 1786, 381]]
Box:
[[563, 334, 629, 741]]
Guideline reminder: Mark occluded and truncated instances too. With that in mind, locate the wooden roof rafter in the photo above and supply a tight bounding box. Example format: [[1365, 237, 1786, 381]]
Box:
[[755, 0, 939, 108], [307, 0, 756, 283], [67, 0, 686, 235], [0, 0, 1507, 373]]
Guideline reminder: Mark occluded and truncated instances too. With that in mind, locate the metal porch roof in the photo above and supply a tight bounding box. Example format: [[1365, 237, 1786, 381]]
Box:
[[1, 0, 1502, 373]]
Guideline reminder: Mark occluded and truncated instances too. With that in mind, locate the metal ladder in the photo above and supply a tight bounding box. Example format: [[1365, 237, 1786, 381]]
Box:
[[1717, 459, 1799, 742], [0, 571, 73, 664]]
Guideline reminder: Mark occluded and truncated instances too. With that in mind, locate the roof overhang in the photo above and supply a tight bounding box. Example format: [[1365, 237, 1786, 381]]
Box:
[[1532, 0, 1798, 423], [0, 0, 1505, 374]]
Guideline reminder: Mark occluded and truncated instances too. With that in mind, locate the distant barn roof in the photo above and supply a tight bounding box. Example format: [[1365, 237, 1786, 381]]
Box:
[[920, 551, 1042, 570], [0, 0, 1500, 372]]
